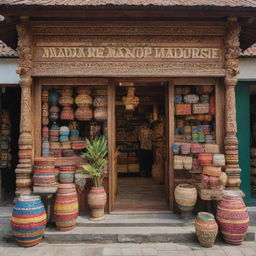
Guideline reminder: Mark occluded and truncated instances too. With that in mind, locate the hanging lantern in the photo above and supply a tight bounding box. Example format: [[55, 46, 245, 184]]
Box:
[[122, 87, 139, 111]]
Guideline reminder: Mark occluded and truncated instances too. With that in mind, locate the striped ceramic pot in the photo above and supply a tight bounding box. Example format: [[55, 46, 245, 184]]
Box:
[[54, 184, 78, 231], [216, 191, 249, 245], [195, 212, 218, 248], [11, 195, 46, 247]]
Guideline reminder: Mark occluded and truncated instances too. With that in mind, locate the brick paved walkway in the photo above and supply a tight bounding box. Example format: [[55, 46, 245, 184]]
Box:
[[1, 241, 256, 256]]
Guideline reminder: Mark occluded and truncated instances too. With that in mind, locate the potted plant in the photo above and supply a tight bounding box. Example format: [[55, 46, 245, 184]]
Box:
[[81, 135, 108, 221]]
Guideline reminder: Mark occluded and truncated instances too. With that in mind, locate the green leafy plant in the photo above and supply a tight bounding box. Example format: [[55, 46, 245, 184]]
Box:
[[81, 135, 108, 187]]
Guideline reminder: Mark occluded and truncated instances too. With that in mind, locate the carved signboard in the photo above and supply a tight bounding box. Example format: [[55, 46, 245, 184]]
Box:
[[32, 21, 225, 77]]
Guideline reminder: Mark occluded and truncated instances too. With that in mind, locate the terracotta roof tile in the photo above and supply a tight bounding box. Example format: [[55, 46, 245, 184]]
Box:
[[0, 40, 17, 58], [1, 0, 256, 7], [242, 43, 256, 57]]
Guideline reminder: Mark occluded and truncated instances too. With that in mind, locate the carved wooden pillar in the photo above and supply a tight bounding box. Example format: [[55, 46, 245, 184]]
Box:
[[224, 17, 242, 191], [15, 17, 33, 196]]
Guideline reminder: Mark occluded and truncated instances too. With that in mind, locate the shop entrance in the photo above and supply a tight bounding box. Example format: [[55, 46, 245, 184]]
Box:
[[113, 81, 171, 212], [0, 87, 20, 204]]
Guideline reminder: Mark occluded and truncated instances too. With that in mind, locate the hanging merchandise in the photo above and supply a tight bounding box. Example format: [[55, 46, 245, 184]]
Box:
[[122, 87, 139, 111], [75, 86, 93, 121]]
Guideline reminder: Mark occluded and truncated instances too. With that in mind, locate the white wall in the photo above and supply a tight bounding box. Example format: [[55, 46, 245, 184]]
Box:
[[238, 58, 256, 81], [0, 58, 19, 84]]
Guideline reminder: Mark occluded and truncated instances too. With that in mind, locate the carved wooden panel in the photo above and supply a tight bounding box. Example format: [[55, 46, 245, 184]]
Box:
[[31, 21, 226, 77]]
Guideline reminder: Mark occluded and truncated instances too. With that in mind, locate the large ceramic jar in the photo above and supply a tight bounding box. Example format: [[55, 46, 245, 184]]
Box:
[[11, 195, 46, 247], [216, 191, 249, 245], [174, 184, 197, 218], [54, 184, 78, 231], [75, 94, 92, 107], [93, 96, 107, 108], [195, 212, 218, 248], [75, 107, 93, 121], [88, 187, 107, 221]]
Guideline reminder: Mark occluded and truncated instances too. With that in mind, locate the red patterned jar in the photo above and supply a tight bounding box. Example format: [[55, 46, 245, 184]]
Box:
[[216, 191, 249, 245], [94, 107, 107, 121], [75, 107, 93, 121], [61, 106, 74, 120]]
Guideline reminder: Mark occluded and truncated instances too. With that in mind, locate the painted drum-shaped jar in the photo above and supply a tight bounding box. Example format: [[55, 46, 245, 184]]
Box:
[[216, 191, 249, 245], [75, 107, 93, 121], [94, 107, 107, 121], [61, 87, 73, 97], [59, 126, 70, 136], [54, 184, 78, 231], [174, 184, 197, 218], [59, 166, 76, 183], [195, 212, 218, 248], [49, 92, 59, 105], [11, 195, 46, 247], [59, 96, 74, 107], [93, 96, 107, 107]]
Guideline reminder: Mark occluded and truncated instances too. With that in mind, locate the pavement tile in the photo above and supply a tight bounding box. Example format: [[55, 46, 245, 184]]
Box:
[[175, 244, 192, 251], [193, 251, 206, 256], [222, 247, 243, 256], [155, 243, 176, 251], [159, 251, 195, 256], [103, 247, 122, 256], [141, 247, 158, 256], [238, 247, 256, 256], [121, 248, 142, 256], [202, 249, 226, 256]]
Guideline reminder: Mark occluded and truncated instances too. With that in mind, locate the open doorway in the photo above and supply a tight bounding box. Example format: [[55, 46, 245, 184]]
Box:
[[114, 81, 169, 212], [0, 87, 20, 204]]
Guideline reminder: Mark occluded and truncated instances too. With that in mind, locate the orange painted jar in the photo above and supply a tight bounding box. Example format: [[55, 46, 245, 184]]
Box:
[[198, 153, 213, 165]]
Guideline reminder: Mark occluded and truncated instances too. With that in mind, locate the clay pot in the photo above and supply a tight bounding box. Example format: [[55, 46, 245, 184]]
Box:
[[77, 87, 91, 95], [195, 212, 218, 248], [59, 96, 74, 107], [49, 92, 59, 105], [16, 174, 32, 188], [11, 195, 46, 247], [75, 94, 92, 107], [61, 87, 73, 97], [61, 106, 74, 120], [174, 184, 197, 219], [94, 107, 107, 121], [88, 187, 107, 221], [216, 191, 249, 245], [75, 107, 93, 121]]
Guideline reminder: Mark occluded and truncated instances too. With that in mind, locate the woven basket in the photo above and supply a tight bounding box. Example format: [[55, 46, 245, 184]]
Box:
[[183, 156, 192, 170], [203, 166, 222, 177], [204, 144, 219, 154], [174, 156, 183, 170], [213, 154, 225, 166], [175, 104, 191, 115], [193, 103, 209, 114]]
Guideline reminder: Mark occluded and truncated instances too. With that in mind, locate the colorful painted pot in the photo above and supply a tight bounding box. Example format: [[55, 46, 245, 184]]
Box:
[[75, 94, 92, 107], [94, 107, 107, 121], [184, 94, 199, 104], [72, 141, 86, 150], [75, 107, 93, 121], [33, 169, 56, 186], [62, 149, 74, 157], [93, 96, 107, 107], [216, 191, 249, 245], [49, 105, 60, 113], [61, 87, 73, 97], [42, 141, 50, 157], [49, 135, 59, 142], [174, 184, 197, 218], [59, 96, 74, 107], [59, 126, 70, 136], [59, 135, 69, 142], [60, 106, 74, 120], [42, 126, 49, 140], [49, 112, 59, 121], [11, 195, 46, 247], [54, 184, 78, 231], [195, 212, 218, 248], [175, 94, 183, 103], [60, 141, 71, 150], [70, 130, 79, 136], [49, 92, 59, 105], [42, 90, 49, 103]]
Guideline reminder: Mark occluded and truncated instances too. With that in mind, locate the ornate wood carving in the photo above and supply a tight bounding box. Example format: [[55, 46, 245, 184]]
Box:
[[15, 17, 33, 196], [31, 22, 225, 77], [224, 17, 242, 191]]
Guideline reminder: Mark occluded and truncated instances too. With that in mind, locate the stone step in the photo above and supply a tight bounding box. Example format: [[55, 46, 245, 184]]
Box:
[[75, 213, 194, 227], [43, 225, 256, 244]]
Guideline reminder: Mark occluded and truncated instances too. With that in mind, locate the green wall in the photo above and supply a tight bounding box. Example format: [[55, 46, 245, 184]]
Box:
[[236, 82, 256, 205]]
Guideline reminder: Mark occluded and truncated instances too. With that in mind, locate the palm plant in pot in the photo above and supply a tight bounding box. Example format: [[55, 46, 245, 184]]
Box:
[[81, 135, 108, 221]]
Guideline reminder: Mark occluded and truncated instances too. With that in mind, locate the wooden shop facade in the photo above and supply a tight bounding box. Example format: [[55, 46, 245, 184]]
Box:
[[1, 1, 256, 214]]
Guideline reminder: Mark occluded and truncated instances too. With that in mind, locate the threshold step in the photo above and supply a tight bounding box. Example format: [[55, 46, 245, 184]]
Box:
[[75, 214, 194, 227]]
